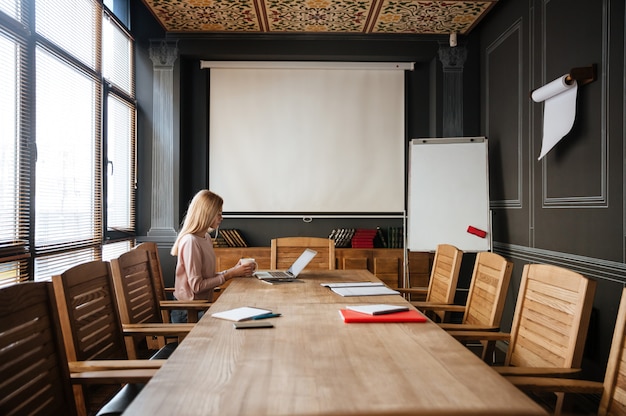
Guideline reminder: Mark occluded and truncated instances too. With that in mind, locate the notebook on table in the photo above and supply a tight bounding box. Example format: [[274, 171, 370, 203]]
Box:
[[254, 248, 317, 282], [339, 309, 427, 323]]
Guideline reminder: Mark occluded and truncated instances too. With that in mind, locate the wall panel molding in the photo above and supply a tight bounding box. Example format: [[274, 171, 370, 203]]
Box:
[[495, 242, 626, 284], [486, 18, 524, 209], [540, 0, 609, 208]]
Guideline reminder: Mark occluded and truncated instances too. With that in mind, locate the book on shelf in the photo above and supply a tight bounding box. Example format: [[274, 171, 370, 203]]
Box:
[[329, 228, 355, 248], [216, 229, 248, 248], [351, 229, 377, 248], [212, 234, 230, 248], [375, 227, 387, 248], [386, 227, 404, 248]]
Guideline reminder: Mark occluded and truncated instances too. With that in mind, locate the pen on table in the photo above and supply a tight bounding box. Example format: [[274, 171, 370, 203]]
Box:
[[252, 313, 281, 320]]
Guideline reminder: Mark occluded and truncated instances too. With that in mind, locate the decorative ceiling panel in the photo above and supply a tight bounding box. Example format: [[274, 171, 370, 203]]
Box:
[[141, 0, 497, 35]]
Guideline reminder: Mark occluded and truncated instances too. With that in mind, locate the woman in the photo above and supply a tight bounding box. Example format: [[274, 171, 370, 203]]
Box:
[[170, 190, 255, 323]]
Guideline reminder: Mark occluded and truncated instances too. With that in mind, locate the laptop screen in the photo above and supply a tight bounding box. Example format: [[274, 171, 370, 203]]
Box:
[[288, 248, 318, 276]]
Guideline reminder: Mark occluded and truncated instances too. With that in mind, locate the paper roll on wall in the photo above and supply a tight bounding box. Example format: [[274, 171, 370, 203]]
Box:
[[532, 74, 578, 160]]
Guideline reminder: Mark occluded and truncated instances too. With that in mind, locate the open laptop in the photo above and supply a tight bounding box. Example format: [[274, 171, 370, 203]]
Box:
[[254, 248, 317, 282]]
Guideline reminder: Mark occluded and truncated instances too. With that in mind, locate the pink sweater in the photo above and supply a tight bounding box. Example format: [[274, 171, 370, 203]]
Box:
[[174, 233, 225, 301]]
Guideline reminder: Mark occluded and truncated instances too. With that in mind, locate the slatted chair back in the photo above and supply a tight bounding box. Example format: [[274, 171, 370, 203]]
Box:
[[271, 237, 335, 270], [111, 248, 169, 355], [506, 264, 597, 370], [52, 260, 127, 362], [424, 244, 463, 320], [52, 260, 128, 415], [135, 242, 167, 302], [507, 286, 624, 415], [110, 248, 162, 326], [0, 281, 78, 416], [425, 244, 463, 304], [462, 251, 513, 328], [135, 242, 170, 322], [599, 287, 626, 414]]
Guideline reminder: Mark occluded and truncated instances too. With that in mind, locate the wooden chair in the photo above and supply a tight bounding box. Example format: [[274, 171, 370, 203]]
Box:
[[109, 249, 195, 357], [271, 236, 335, 270], [507, 286, 626, 416], [0, 281, 156, 416], [396, 243, 463, 321], [448, 263, 597, 413], [419, 251, 514, 361], [134, 242, 210, 323], [52, 260, 187, 415]]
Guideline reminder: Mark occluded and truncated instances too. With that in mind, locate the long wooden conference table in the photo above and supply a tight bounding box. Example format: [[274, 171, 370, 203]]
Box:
[[123, 269, 547, 415]]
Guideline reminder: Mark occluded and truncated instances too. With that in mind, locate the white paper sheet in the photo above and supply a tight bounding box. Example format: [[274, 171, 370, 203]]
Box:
[[531, 74, 578, 160], [330, 286, 400, 297], [211, 306, 272, 321]]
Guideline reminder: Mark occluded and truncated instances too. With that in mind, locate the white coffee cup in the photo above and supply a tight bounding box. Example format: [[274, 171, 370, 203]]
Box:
[[240, 258, 258, 273]]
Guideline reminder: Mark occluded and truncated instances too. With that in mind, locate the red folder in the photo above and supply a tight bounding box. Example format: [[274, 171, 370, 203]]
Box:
[[339, 309, 427, 323]]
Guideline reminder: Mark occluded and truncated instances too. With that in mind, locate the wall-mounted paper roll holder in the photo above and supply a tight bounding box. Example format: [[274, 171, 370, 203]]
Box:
[[564, 64, 597, 86], [529, 64, 596, 98]]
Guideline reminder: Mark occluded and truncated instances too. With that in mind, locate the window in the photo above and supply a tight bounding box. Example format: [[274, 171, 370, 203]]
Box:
[[0, 24, 30, 285], [104, 13, 135, 236], [0, 0, 136, 284]]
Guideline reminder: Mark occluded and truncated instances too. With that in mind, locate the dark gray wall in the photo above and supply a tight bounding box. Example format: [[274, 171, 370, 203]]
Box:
[[479, 0, 625, 379], [131, 0, 626, 381]]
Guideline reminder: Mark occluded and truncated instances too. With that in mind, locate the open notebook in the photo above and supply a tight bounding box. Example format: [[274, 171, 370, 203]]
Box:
[[254, 248, 317, 282]]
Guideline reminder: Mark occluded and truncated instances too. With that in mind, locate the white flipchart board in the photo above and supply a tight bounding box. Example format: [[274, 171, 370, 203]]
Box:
[[407, 137, 491, 252]]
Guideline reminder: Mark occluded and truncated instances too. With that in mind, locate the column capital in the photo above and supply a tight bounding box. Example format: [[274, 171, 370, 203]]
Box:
[[149, 39, 179, 68], [438, 45, 468, 70]]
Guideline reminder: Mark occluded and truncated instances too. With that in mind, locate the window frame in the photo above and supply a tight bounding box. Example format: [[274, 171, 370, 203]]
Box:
[[0, 0, 136, 284]]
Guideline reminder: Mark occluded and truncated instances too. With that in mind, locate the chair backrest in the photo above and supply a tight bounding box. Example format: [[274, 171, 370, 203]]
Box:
[[0, 282, 78, 416], [52, 260, 127, 362], [599, 287, 626, 415], [462, 251, 513, 328], [506, 263, 597, 369], [425, 244, 463, 305], [271, 237, 336, 270], [134, 242, 170, 322], [135, 242, 167, 303], [52, 260, 129, 415], [110, 248, 162, 326]]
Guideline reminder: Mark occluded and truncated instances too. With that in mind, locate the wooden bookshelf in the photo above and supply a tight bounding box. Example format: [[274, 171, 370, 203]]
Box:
[[214, 247, 434, 291]]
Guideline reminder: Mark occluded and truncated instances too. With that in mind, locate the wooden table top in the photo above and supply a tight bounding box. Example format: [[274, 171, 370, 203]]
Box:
[[123, 270, 547, 416]]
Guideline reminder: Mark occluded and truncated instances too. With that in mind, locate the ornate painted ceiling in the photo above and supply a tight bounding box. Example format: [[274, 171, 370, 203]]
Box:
[[141, 0, 498, 35]]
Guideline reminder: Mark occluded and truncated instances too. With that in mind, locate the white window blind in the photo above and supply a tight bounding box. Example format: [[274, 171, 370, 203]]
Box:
[[34, 46, 101, 279], [103, 14, 133, 96], [107, 94, 135, 231], [0, 0, 20, 20], [35, 0, 99, 70], [206, 62, 408, 214], [0, 28, 30, 284]]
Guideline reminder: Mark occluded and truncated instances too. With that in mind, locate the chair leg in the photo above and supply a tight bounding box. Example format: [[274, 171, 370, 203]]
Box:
[[73, 385, 88, 416], [554, 392, 565, 416], [481, 340, 496, 365]]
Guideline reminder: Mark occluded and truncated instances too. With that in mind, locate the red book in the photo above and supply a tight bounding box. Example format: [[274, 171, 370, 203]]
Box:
[[339, 309, 427, 323]]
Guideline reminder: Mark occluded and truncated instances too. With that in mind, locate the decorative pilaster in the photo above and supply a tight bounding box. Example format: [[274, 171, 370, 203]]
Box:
[[147, 39, 178, 239], [438, 45, 468, 137]]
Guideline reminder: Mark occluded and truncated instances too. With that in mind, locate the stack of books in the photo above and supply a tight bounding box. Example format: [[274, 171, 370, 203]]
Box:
[[350, 229, 377, 248], [386, 227, 404, 248], [328, 228, 355, 248], [215, 229, 248, 247]]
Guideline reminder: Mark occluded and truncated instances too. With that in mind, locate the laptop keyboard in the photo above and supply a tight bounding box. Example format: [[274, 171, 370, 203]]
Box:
[[267, 271, 293, 278]]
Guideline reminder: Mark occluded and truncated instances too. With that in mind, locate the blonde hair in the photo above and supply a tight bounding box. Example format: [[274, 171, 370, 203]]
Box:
[[171, 190, 223, 256]]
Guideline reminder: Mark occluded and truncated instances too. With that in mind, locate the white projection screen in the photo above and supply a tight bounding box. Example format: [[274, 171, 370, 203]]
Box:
[[203, 61, 411, 214]]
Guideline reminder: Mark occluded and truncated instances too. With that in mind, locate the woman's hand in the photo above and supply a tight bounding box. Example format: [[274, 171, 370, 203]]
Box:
[[225, 259, 257, 279]]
